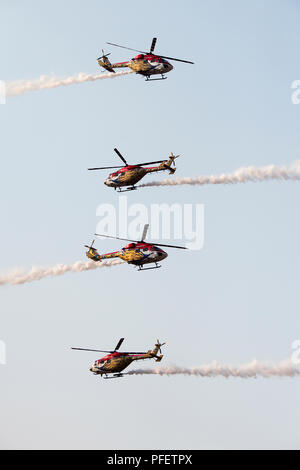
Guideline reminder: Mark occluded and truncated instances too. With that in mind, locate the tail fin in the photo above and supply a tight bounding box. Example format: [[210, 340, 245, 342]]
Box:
[[160, 153, 179, 175], [97, 50, 115, 73], [84, 241, 101, 262], [152, 339, 166, 361]]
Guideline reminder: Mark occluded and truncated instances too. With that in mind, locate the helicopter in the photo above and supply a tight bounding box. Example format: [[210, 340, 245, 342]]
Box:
[[85, 224, 187, 271], [97, 37, 194, 81], [71, 338, 166, 379], [88, 148, 179, 192]]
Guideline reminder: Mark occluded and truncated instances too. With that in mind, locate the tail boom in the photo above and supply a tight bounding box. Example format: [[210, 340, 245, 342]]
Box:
[[97, 58, 129, 72], [145, 155, 177, 175]]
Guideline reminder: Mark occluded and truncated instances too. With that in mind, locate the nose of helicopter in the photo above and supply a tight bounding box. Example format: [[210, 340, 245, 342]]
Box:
[[159, 250, 168, 260], [164, 62, 173, 72]]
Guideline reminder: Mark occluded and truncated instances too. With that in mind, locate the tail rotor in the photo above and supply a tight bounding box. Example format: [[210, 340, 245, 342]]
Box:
[[97, 49, 111, 61], [156, 339, 166, 355], [84, 239, 96, 251], [84, 240, 100, 261], [168, 152, 180, 174]]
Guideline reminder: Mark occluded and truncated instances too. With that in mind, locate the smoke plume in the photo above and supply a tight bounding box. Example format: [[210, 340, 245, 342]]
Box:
[[0, 259, 123, 286], [6, 70, 133, 97], [128, 359, 300, 379], [139, 162, 300, 188]]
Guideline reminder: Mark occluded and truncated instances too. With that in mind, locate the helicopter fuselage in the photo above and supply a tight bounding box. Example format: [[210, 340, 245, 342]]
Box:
[[89, 151, 177, 191], [129, 54, 173, 76], [72, 337, 165, 378], [97, 37, 193, 80], [86, 242, 168, 267], [89, 343, 164, 376], [104, 164, 165, 188], [90, 353, 137, 375], [102, 53, 174, 78], [104, 155, 177, 190], [104, 165, 148, 188]]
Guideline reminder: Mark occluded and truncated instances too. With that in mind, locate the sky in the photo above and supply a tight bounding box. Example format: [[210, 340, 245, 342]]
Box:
[[0, 0, 300, 450]]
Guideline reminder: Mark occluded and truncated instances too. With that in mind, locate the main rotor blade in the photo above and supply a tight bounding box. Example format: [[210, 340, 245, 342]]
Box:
[[136, 155, 180, 166], [141, 224, 149, 242], [95, 233, 139, 243], [96, 227, 149, 244], [158, 55, 194, 64], [71, 347, 147, 355], [114, 148, 128, 166], [150, 37, 157, 54], [122, 352, 147, 355], [114, 338, 125, 351], [107, 42, 146, 54], [136, 160, 166, 166], [88, 165, 124, 171], [106, 41, 194, 63], [88, 160, 172, 170], [71, 348, 114, 353], [137, 156, 180, 166], [95, 233, 188, 249], [152, 242, 188, 249]]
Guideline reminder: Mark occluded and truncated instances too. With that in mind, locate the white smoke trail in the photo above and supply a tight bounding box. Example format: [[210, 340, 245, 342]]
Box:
[[6, 70, 134, 97], [0, 259, 123, 286], [128, 359, 300, 379], [139, 162, 300, 188]]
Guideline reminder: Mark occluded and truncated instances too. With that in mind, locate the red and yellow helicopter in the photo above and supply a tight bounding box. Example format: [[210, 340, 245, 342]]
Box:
[[97, 37, 194, 81], [88, 148, 179, 192], [85, 224, 187, 271], [71, 338, 166, 379]]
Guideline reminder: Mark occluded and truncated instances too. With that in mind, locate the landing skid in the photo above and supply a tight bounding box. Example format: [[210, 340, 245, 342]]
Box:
[[145, 75, 167, 82], [103, 373, 124, 380], [116, 186, 137, 193], [137, 263, 162, 271]]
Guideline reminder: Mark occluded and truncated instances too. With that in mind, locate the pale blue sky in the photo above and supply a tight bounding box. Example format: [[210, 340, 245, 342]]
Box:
[[0, 0, 300, 449]]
